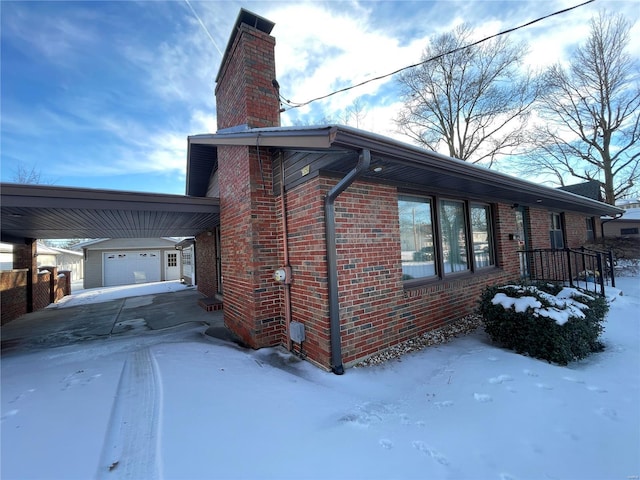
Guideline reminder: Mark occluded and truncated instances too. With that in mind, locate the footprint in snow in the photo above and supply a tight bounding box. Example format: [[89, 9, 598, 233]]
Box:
[[523, 369, 538, 377], [535, 383, 553, 390], [9, 389, 36, 404], [587, 385, 608, 393], [1, 409, 19, 423], [412, 441, 450, 465], [500, 473, 518, 480], [562, 376, 585, 384], [434, 400, 454, 408], [489, 374, 513, 384], [61, 371, 102, 391], [379, 439, 393, 450], [596, 407, 617, 421], [474, 393, 493, 402]]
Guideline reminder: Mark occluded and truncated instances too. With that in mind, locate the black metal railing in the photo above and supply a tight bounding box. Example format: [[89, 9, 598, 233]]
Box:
[[518, 247, 615, 296]]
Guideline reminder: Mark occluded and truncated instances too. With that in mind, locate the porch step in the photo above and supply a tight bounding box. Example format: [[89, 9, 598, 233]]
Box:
[[198, 297, 223, 312]]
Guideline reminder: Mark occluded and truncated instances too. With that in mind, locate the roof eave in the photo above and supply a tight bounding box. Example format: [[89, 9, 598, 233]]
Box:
[[186, 126, 623, 217]]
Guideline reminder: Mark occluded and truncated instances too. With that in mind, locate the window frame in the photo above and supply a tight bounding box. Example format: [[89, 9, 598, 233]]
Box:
[[550, 212, 565, 249], [398, 193, 497, 287]]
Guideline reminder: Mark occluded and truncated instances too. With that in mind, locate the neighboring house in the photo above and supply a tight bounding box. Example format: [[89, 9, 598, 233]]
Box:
[[181, 9, 621, 373], [35, 243, 84, 281], [616, 198, 640, 210], [603, 208, 640, 238], [74, 238, 182, 289]]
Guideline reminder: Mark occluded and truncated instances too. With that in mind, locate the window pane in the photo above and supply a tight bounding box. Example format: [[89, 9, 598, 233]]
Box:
[[471, 205, 494, 268], [586, 217, 595, 242], [398, 196, 436, 280], [550, 213, 564, 249], [439, 200, 469, 273]]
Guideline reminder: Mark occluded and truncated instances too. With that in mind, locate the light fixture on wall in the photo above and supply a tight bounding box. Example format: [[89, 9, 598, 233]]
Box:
[[370, 165, 384, 173]]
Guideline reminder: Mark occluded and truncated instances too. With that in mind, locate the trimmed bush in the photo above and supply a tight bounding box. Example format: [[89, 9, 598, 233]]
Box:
[[478, 282, 608, 365]]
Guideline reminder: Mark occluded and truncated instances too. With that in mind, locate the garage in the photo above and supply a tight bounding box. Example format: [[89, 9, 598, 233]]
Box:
[[103, 250, 161, 287]]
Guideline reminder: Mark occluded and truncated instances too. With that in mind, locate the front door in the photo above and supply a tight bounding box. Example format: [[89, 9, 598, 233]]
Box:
[[164, 251, 180, 281]]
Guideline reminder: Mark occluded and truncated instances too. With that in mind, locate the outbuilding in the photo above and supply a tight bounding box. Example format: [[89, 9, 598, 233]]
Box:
[[75, 238, 182, 289]]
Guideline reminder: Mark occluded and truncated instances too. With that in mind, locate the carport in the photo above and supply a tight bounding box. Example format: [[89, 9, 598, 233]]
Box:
[[1, 182, 220, 318]]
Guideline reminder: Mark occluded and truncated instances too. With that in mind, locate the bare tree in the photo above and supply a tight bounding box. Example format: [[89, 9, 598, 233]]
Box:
[[339, 98, 368, 129], [524, 10, 639, 205], [395, 24, 539, 166], [13, 162, 43, 184]]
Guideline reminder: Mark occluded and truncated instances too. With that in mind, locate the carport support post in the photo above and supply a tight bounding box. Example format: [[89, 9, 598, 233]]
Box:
[[13, 239, 37, 313]]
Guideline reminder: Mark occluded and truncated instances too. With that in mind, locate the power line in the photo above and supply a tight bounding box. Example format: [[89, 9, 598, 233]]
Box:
[[279, 0, 595, 111]]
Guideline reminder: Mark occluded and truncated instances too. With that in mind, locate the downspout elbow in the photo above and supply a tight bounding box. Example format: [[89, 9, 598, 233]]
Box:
[[325, 149, 371, 375]]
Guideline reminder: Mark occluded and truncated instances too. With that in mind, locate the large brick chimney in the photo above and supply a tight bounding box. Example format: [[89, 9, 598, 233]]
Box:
[[215, 10, 283, 348], [215, 9, 280, 130]]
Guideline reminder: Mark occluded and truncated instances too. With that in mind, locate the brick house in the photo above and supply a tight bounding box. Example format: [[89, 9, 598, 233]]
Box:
[[182, 9, 621, 373]]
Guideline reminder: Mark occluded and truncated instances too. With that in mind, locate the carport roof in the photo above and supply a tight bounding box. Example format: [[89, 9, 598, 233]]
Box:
[[1, 183, 220, 242]]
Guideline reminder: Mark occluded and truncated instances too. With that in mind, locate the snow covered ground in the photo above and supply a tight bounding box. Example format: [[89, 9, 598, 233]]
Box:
[[2, 274, 639, 480]]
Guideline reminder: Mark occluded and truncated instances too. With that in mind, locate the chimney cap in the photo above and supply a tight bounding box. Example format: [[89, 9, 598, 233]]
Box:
[[216, 9, 275, 84], [234, 8, 275, 35]]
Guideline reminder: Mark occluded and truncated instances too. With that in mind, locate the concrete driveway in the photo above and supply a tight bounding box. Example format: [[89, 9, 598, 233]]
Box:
[[1, 288, 231, 354]]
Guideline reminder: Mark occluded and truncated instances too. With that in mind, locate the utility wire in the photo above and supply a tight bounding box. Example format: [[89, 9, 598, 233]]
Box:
[[279, 0, 595, 111]]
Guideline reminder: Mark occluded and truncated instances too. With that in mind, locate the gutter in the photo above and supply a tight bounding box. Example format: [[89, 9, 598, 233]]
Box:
[[325, 149, 371, 375], [600, 211, 625, 241]]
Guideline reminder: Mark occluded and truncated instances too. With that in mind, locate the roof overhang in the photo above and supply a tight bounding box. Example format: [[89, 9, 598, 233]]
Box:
[[187, 125, 623, 217], [1, 183, 220, 243]]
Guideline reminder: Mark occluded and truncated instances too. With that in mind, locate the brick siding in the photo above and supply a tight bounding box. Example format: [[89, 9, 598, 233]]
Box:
[[195, 231, 218, 298], [1, 265, 72, 325], [283, 177, 523, 369], [0, 270, 28, 325]]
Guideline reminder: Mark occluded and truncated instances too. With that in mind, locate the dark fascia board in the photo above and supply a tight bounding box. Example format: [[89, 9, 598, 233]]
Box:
[[186, 125, 623, 217], [1, 183, 220, 213], [329, 128, 623, 216], [188, 126, 338, 150]]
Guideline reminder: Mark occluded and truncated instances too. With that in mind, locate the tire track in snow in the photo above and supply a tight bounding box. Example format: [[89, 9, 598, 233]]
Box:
[[97, 347, 163, 479]]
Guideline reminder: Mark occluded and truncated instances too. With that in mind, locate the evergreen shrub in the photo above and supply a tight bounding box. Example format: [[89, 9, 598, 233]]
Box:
[[478, 282, 608, 365]]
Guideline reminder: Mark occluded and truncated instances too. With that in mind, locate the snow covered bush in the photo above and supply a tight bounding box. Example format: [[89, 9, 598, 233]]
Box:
[[478, 282, 608, 365]]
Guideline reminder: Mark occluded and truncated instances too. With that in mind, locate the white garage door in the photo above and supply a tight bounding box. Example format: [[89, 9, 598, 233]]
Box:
[[103, 251, 161, 287]]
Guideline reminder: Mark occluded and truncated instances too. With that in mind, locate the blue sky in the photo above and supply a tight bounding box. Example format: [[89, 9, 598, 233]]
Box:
[[1, 0, 638, 194]]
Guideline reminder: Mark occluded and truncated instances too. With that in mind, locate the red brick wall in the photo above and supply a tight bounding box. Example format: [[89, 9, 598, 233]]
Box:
[[215, 24, 279, 130], [284, 177, 522, 369], [564, 211, 588, 248], [195, 231, 218, 298], [285, 177, 332, 367], [217, 145, 284, 348], [1, 267, 71, 325], [34, 271, 50, 311], [528, 208, 551, 249], [1, 270, 28, 325]]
